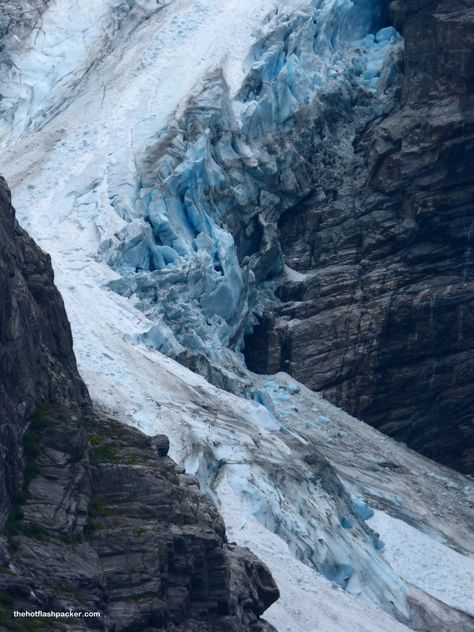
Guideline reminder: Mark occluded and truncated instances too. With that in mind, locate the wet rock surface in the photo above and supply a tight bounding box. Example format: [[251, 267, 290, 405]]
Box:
[[0, 178, 278, 630], [244, 0, 474, 474]]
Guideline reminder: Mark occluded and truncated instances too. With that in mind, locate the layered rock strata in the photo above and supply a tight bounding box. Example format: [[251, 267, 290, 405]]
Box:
[[244, 0, 474, 474]]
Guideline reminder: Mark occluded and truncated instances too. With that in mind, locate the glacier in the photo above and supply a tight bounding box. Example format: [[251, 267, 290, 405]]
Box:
[[101, 1, 402, 374], [0, 0, 403, 376], [0, 1, 473, 631]]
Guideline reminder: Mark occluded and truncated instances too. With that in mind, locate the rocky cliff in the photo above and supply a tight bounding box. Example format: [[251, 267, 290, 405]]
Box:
[[0, 176, 278, 631], [244, 0, 474, 474]]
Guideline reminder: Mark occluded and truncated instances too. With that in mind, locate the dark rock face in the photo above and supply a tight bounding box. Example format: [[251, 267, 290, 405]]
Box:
[[0, 177, 89, 528], [244, 0, 474, 473], [0, 177, 278, 630]]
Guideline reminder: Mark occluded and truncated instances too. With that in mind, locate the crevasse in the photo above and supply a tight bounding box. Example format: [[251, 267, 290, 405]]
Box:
[[101, 0, 401, 374]]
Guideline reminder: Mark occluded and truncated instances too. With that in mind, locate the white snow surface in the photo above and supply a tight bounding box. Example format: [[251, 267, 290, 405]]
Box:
[[0, 1, 473, 631], [220, 476, 413, 632], [368, 510, 474, 617]]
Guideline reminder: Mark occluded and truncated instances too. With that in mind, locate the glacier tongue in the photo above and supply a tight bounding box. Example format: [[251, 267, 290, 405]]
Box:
[[0, 1, 473, 631], [101, 0, 402, 370]]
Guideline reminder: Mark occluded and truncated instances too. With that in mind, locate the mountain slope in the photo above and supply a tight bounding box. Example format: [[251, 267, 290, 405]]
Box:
[[0, 1, 473, 631]]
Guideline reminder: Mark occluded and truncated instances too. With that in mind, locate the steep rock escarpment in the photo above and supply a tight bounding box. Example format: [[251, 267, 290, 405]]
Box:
[[0, 176, 278, 630], [244, 0, 474, 474]]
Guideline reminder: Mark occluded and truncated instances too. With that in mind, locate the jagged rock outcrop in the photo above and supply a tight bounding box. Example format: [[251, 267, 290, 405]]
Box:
[[244, 0, 474, 474], [0, 176, 278, 630], [0, 178, 89, 527]]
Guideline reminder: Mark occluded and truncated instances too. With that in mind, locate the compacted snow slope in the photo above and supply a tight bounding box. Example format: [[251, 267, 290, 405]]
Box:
[[0, 1, 473, 631]]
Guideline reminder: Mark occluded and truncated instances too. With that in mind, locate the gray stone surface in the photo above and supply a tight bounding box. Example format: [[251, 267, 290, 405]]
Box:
[[244, 0, 474, 474]]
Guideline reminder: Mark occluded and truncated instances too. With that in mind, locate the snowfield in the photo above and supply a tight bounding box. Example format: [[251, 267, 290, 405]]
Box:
[[0, 1, 473, 631]]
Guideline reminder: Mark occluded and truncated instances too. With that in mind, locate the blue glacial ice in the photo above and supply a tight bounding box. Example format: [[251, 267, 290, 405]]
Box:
[[352, 495, 376, 521], [101, 0, 403, 376]]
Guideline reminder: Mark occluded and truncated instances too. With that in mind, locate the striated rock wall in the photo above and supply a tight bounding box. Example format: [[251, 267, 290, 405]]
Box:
[[0, 177, 278, 630], [244, 0, 474, 474], [0, 177, 89, 527]]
